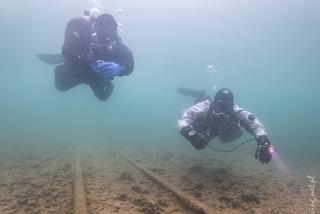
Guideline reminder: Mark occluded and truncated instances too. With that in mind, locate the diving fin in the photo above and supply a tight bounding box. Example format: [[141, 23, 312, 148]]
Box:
[[177, 88, 206, 98], [37, 53, 64, 65]]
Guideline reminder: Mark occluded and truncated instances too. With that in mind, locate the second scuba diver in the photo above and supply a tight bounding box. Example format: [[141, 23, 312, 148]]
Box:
[[177, 88, 275, 164]]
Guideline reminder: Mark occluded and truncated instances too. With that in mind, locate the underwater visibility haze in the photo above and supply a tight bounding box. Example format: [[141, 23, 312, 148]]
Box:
[[0, 0, 319, 213]]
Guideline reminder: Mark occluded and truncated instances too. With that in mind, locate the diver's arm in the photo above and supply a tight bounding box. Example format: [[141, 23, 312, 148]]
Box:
[[62, 17, 91, 64], [177, 100, 210, 132], [62, 39, 80, 62], [178, 101, 211, 149], [114, 43, 134, 76], [62, 34, 90, 64], [236, 106, 274, 164], [235, 106, 267, 138]]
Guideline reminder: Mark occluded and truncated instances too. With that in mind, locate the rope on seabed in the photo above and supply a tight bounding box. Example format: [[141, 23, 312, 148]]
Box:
[[120, 153, 214, 214], [74, 150, 89, 214]]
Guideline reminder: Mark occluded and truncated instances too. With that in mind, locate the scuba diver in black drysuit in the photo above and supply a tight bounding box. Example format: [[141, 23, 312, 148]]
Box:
[[38, 12, 134, 101]]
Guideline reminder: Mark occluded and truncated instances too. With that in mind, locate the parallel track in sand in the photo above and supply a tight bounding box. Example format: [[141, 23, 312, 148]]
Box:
[[73, 151, 88, 214], [73, 150, 214, 214], [120, 153, 214, 214]]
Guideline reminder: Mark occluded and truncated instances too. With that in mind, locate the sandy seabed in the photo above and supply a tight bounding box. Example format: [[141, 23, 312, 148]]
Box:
[[0, 143, 318, 214], [0, 144, 74, 214]]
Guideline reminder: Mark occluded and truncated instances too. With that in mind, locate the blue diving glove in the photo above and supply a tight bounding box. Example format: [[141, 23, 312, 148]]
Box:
[[91, 60, 125, 78]]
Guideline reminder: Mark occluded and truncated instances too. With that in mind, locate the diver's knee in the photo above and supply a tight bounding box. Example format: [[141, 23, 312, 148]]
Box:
[[95, 91, 113, 101], [54, 64, 79, 91], [223, 127, 244, 141], [54, 74, 69, 91], [94, 82, 114, 101], [233, 128, 244, 139], [54, 66, 66, 91], [219, 131, 243, 143], [96, 95, 110, 101], [55, 81, 70, 91], [219, 135, 233, 143]]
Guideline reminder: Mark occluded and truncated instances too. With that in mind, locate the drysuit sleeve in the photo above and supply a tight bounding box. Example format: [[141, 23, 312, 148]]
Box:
[[235, 106, 267, 138], [177, 100, 210, 132], [61, 17, 91, 63], [113, 43, 134, 76]]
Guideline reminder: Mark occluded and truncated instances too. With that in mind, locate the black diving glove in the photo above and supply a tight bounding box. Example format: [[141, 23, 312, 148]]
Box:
[[255, 135, 274, 164], [181, 126, 210, 150]]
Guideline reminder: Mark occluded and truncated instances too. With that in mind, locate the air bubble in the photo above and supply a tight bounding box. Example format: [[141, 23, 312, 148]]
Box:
[[206, 65, 214, 72], [115, 8, 124, 14], [118, 22, 123, 31]]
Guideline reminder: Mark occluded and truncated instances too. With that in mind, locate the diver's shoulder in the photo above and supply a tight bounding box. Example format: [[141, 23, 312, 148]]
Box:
[[196, 99, 210, 105], [67, 16, 90, 25], [233, 104, 244, 112], [116, 41, 132, 53], [193, 100, 210, 110]]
